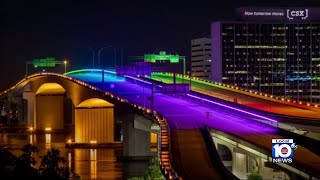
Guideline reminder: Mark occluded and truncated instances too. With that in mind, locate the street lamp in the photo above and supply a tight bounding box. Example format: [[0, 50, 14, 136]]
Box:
[[181, 56, 186, 76], [88, 47, 95, 69], [98, 45, 116, 69], [188, 71, 192, 90], [63, 60, 67, 73]]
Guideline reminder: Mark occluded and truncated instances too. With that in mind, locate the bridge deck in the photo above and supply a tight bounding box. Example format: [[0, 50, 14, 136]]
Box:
[[150, 73, 320, 120], [69, 71, 320, 179]]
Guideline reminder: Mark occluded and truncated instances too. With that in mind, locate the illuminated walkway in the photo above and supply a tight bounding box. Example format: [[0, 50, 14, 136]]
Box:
[[149, 73, 320, 121], [66, 70, 320, 179]]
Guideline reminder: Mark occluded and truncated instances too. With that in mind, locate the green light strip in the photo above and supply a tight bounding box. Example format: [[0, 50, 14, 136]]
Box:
[[64, 69, 116, 75], [150, 73, 229, 90]]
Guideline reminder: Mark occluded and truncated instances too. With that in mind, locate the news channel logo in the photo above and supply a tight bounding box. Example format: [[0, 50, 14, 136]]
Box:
[[272, 139, 298, 163]]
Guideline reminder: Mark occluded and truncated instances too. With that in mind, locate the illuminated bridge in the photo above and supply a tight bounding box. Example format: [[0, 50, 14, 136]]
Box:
[[149, 73, 320, 121], [1, 69, 320, 180]]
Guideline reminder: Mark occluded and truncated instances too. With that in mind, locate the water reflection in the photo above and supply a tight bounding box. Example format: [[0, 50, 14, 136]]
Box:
[[68, 152, 72, 169], [45, 133, 51, 149], [90, 149, 97, 179], [29, 134, 36, 144], [0, 133, 124, 180]]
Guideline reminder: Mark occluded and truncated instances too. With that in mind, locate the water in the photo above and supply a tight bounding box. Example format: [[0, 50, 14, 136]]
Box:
[[0, 132, 124, 180]]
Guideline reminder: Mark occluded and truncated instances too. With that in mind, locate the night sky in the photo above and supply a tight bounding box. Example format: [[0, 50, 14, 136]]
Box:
[[1, 0, 319, 90]]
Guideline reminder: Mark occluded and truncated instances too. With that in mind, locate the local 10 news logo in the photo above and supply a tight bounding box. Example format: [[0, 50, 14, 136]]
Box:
[[272, 139, 298, 163]]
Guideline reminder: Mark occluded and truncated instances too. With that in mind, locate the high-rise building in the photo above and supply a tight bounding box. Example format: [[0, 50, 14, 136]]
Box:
[[191, 37, 211, 80], [212, 7, 320, 103]]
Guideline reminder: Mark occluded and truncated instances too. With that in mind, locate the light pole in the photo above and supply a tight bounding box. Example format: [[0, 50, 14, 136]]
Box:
[[206, 112, 212, 127], [88, 47, 95, 69], [120, 48, 124, 66], [64, 60, 67, 73], [188, 71, 192, 90], [98, 45, 116, 69], [181, 56, 186, 76]]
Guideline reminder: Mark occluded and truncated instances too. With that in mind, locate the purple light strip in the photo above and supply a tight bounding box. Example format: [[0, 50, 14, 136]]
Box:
[[124, 75, 152, 84], [187, 94, 278, 123], [125, 75, 163, 88]]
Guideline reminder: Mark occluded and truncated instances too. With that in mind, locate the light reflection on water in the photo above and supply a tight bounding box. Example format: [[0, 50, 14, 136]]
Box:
[[0, 133, 124, 180]]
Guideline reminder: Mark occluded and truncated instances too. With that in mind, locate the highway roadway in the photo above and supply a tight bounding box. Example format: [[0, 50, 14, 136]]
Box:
[[68, 71, 320, 179], [149, 73, 320, 120]]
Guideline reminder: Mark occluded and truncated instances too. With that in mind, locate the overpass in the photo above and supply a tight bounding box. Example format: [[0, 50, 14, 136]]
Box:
[[66, 69, 320, 179], [149, 72, 320, 122], [1, 69, 320, 179]]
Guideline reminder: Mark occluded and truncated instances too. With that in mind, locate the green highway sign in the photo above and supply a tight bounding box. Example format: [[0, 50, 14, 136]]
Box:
[[32, 57, 56, 67], [144, 51, 179, 63]]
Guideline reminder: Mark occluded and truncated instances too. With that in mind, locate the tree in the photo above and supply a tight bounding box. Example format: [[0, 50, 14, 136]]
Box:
[[247, 171, 263, 180], [38, 148, 80, 180], [15, 144, 39, 176], [144, 156, 165, 180], [19, 144, 39, 166], [127, 156, 165, 180]]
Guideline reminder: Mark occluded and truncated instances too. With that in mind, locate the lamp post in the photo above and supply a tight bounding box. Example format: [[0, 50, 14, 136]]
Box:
[[88, 47, 95, 69], [181, 56, 186, 76], [64, 60, 67, 73], [188, 71, 192, 90], [98, 45, 116, 69], [120, 48, 124, 66]]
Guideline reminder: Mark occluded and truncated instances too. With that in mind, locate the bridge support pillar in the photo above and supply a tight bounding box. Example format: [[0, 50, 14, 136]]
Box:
[[123, 114, 152, 157], [23, 91, 35, 127], [35, 95, 64, 130], [75, 107, 114, 144], [122, 113, 154, 178]]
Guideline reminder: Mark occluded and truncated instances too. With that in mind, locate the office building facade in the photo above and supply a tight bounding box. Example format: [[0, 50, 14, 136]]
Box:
[[212, 7, 320, 103], [191, 38, 211, 80]]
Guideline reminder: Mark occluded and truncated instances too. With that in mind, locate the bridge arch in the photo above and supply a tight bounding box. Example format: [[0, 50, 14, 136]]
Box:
[[77, 98, 113, 108], [217, 144, 233, 172], [0, 73, 120, 143], [36, 83, 66, 95]]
